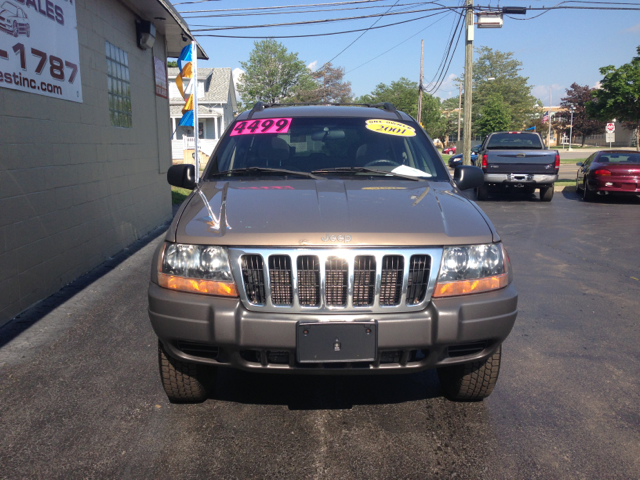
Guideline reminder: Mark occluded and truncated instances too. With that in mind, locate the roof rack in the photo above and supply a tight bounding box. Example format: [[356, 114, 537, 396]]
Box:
[[246, 101, 403, 119]]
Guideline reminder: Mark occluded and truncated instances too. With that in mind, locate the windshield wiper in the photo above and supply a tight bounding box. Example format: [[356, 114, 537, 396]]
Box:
[[312, 166, 424, 181], [211, 167, 323, 180]]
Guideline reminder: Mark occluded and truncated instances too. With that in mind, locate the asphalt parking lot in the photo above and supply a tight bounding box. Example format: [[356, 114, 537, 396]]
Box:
[[1, 190, 639, 479]]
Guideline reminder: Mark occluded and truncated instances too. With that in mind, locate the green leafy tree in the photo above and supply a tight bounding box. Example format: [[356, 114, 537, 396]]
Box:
[[587, 46, 640, 150], [237, 39, 314, 107], [441, 95, 460, 112], [459, 47, 538, 132], [475, 94, 512, 136], [167, 60, 178, 68], [358, 77, 448, 139], [294, 63, 352, 103], [555, 84, 605, 146]]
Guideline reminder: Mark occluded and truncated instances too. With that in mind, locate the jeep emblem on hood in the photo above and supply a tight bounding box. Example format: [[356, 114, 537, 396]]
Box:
[[321, 234, 352, 243]]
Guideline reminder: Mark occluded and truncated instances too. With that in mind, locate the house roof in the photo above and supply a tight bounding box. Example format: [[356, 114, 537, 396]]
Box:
[[168, 67, 236, 105]]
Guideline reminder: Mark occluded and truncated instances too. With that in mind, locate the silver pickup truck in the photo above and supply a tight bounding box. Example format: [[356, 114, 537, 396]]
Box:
[[478, 131, 559, 201]]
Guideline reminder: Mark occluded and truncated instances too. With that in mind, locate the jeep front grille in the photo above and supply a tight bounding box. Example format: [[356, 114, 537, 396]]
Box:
[[241, 255, 266, 304], [229, 248, 442, 314], [268, 255, 292, 305], [353, 256, 376, 306], [297, 256, 320, 306]]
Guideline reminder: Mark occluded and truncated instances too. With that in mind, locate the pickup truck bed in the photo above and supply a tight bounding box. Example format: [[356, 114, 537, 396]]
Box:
[[478, 132, 559, 201]]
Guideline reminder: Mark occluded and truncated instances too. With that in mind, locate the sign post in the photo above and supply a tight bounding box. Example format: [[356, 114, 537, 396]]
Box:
[[606, 123, 615, 148]]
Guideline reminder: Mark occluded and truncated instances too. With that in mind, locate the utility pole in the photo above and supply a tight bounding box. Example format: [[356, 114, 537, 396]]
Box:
[[547, 87, 552, 148], [462, 0, 474, 166], [417, 40, 424, 125], [457, 81, 462, 142]]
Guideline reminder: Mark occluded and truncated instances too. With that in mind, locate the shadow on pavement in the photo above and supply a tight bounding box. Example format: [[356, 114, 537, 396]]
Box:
[[210, 367, 443, 410], [562, 189, 640, 203], [0, 207, 178, 349], [476, 190, 541, 202]]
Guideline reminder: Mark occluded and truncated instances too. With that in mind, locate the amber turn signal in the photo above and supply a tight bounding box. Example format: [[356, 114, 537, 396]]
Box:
[[433, 273, 508, 298], [158, 273, 238, 297]]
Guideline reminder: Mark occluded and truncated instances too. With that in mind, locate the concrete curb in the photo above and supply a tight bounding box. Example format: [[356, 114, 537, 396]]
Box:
[[555, 185, 576, 192]]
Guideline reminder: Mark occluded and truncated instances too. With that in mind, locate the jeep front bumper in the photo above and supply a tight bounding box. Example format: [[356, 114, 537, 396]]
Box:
[[148, 282, 518, 375]]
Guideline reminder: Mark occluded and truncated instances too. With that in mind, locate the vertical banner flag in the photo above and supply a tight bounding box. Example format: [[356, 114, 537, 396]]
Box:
[[176, 45, 194, 127]]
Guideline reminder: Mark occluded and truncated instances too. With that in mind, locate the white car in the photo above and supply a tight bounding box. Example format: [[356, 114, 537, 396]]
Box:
[[0, 2, 30, 37]]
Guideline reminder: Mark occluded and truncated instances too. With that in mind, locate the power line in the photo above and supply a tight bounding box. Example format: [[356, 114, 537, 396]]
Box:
[[175, 0, 384, 10], [189, 5, 459, 29], [320, 0, 402, 68], [345, 11, 452, 73], [193, 10, 452, 38], [179, 2, 429, 16]]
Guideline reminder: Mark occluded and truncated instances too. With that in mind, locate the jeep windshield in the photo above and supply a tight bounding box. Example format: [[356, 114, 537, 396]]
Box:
[[205, 116, 448, 181], [486, 133, 544, 150]]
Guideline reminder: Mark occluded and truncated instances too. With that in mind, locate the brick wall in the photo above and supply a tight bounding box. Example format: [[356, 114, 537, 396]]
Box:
[[0, 0, 173, 326]]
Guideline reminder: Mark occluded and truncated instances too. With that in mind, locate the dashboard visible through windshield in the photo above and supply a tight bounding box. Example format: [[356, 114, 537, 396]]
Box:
[[205, 117, 448, 181]]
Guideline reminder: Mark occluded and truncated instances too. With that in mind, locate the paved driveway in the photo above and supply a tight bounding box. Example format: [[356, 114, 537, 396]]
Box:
[[1, 192, 639, 479]]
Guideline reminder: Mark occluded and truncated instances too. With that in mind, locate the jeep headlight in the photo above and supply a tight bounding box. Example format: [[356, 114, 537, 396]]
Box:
[[434, 243, 510, 297], [158, 243, 238, 296]]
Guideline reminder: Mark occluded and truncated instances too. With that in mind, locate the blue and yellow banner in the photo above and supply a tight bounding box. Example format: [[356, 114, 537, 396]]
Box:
[[176, 45, 195, 127]]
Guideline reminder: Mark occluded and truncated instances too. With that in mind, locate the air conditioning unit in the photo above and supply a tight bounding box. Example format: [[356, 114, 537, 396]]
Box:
[[476, 13, 503, 28]]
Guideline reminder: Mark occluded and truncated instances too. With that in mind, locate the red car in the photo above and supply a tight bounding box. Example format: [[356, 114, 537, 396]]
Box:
[[442, 146, 456, 154], [576, 150, 640, 201]]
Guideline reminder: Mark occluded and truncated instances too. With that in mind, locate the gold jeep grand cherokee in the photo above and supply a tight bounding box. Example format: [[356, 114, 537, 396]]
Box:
[[148, 103, 517, 403]]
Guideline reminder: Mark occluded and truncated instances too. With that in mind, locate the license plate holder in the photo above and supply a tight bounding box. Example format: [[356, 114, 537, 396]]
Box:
[[296, 321, 377, 363]]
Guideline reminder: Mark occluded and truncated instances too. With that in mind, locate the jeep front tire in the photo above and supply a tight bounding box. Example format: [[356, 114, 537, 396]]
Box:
[[437, 345, 501, 401], [158, 340, 214, 403]]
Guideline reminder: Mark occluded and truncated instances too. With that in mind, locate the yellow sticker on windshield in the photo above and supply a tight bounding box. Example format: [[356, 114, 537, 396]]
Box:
[[365, 119, 416, 137]]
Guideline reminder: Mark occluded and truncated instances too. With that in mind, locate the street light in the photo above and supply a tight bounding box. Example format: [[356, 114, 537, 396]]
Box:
[[569, 106, 575, 152]]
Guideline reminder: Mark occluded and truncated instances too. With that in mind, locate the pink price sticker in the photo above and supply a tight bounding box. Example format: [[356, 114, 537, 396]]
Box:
[[230, 118, 292, 136]]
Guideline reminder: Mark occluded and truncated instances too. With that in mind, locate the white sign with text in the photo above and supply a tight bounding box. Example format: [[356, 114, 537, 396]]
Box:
[[0, 0, 82, 102]]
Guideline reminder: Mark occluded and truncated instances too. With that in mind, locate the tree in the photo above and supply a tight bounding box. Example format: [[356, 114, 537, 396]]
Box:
[[554, 84, 605, 146], [167, 60, 178, 68], [475, 94, 512, 136], [460, 47, 538, 132], [294, 63, 352, 103], [587, 46, 640, 150], [526, 116, 566, 146], [237, 39, 314, 107], [441, 95, 460, 112], [357, 77, 448, 139]]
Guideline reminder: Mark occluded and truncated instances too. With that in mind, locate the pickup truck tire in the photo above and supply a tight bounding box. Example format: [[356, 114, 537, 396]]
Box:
[[476, 185, 489, 201], [158, 340, 214, 403], [437, 345, 501, 401], [539, 186, 554, 202]]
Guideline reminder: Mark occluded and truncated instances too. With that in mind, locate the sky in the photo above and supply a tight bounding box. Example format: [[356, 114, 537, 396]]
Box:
[[175, 0, 640, 106]]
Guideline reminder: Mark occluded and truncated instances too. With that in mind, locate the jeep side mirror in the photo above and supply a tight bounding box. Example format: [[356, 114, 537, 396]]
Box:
[[454, 165, 484, 190], [576, 162, 583, 167], [167, 164, 196, 190]]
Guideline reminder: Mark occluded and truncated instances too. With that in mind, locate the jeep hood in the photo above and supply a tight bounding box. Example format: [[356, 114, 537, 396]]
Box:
[[169, 179, 497, 247]]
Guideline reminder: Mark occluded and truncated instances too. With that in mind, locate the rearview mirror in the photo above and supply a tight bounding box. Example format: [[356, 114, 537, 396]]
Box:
[[454, 165, 484, 191], [167, 164, 196, 189], [311, 130, 346, 141], [576, 162, 583, 167]]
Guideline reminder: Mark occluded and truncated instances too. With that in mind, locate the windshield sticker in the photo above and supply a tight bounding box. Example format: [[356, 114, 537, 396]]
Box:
[[365, 119, 416, 137], [230, 118, 292, 136]]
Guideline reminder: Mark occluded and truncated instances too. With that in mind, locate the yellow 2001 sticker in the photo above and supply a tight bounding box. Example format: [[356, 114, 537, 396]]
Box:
[[365, 119, 416, 137]]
